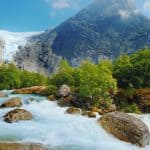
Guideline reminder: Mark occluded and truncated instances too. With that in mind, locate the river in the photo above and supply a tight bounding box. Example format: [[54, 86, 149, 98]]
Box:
[[0, 91, 150, 150]]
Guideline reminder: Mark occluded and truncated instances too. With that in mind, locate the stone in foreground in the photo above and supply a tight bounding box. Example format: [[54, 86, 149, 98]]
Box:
[[66, 107, 81, 114], [4, 109, 32, 123], [98, 112, 150, 147], [0, 97, 22, 108], [0, 143, 48, 150]]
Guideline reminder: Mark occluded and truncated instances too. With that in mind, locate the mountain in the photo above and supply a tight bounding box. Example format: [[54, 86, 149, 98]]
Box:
[[0, 30, 41, 62], [14, 0, 150, 74]]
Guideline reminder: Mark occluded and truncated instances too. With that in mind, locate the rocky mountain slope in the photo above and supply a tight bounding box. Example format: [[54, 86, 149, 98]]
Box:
[[15, 0, 150, 74]]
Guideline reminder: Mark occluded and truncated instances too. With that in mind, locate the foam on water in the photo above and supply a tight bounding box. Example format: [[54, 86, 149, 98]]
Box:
[[0, 94, 150, 150]]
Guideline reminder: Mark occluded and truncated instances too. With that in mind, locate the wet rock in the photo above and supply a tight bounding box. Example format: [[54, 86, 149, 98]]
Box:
[[57, 95, 72, 107], [48, 95, 56, 101], [107, 104, 116, 112], [0, 143, 48, 150], [91, 107, 102, 114], [66, 107, 81, 114], [58, 85, 71, 97], [13, 86, 46, 94], [82, 111, 96, 118], [4, 109, 32, 123], [98, 112, 150, 147], [0, 97, 22, 108]]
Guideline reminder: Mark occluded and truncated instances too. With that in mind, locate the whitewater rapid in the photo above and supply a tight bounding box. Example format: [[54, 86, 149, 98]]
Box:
[[0, 93, 150, 150]]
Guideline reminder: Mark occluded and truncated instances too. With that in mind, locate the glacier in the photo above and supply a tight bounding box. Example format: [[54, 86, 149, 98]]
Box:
[[0, 30, 42, 61]]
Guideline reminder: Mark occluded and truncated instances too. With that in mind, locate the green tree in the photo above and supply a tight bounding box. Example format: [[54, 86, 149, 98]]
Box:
[[48, 60, 75, 87], [113, 49, 150, 88]]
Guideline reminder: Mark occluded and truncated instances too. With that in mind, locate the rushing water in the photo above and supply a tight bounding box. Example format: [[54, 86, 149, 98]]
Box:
[[0, 92, 150, 150]]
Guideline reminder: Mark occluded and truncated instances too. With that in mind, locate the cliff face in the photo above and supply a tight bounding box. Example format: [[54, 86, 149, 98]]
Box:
[[14, 41, 62, 75], [14, 0, 150, 74]]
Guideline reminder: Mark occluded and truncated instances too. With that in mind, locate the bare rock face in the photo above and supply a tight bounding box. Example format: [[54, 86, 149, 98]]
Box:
[[4, 109, 32, 123], [58, 85, 71, 97], [98, 112, 150, 147], [66, 107, 81, 114], [0, 97, 22, 108], [0, 143, 48, 150]]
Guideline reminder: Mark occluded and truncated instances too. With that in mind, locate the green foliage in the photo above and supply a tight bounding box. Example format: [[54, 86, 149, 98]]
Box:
[[49, 60, 75, 87], [113, 49, 150, 88], [40, 85, 57, 96], [0, 64, 21, 89], [0, 64, 47, 90], [48, 59, 117, 107], [123, 103, 141, 114], [20, 70, 46, 88]]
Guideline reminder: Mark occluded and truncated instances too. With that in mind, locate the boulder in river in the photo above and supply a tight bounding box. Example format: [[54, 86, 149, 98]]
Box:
[[13, 86, 46, 94], [4, 109, 32, 123], [98, 112, 150, 147], [82, 111, 96, 118], [0, 97, 22, 108], [0, 143, 48, 150], [66, 107, 81, 114]]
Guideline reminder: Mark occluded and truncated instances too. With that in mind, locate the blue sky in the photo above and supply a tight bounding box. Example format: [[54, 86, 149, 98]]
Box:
[[0, 0, 150, 32]]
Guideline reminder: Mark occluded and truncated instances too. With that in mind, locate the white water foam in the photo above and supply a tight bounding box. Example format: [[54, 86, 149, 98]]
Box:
[[0, 94, 150, 150]]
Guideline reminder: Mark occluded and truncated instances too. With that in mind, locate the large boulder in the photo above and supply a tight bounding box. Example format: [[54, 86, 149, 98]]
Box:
[[66, 107, 81, 114], [0, 143, 48, 150], [98, 112, 150, 147], [4, 109, 32, 123], [58, 85, 71, 97], [13, 86, 47, 94], [0, 97, 22, 108]]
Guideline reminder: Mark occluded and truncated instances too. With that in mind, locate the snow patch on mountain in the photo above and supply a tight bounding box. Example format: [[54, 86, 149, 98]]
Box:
[[0, 30, 42, 61]]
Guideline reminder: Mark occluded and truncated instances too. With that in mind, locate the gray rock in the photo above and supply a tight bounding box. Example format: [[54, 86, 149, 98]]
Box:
[[4, 109, 32, 123], [98, 112, 150, 147]]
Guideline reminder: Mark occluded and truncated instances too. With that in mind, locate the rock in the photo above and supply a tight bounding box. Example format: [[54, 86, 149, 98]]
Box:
[[0, 97, 22, 108], [57, 95, 72, 107], [70, 95, 92, 110], [13, 86, 47, 94], [48, 95, 56, 101], [0, 143, 48, 150], [66, 107, 81, 114], [91, 107, 102, 114], [58, 85, 71, 97], [107, 104, 116, 112], [133, 88, 150, 113], [4, 109, 32, 123], [98, 112, 150, 147], [82, 111, 96, 118]]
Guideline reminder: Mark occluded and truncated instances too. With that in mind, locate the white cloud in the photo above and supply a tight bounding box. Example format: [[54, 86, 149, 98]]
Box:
[[45, 0, 79, 9], [52, 0, 70, 9], [143, 1, 150, 10], [118, 10, 130, 19]]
